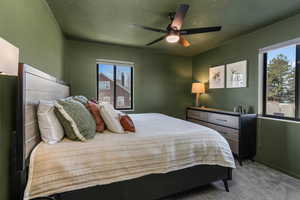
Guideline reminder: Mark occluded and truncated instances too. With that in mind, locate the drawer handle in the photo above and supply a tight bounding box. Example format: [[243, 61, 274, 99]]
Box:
[[216, 119, 227, 122]]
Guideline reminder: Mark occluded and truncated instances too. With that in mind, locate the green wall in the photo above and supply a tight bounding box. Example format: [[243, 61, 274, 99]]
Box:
[[193, 13, 300, 178], [257, 119, 300, 179], [65, 39, 193, 119], [0, 0, 65, 78], [0, 0, 65, 199]]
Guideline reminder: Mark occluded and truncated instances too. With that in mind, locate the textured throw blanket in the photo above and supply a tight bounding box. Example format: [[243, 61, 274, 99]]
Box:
[[24, 113, 235, 200]]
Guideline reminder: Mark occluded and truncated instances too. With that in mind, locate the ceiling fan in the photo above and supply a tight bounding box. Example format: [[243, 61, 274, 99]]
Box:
[[133, 4, 222, 47]]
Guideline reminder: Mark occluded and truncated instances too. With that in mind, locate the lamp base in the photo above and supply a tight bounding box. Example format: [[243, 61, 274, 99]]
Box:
[[195, 93, 200, 107]]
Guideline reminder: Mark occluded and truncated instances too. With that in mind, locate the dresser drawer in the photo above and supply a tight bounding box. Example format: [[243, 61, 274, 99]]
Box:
[[188, 119, 239, 154], [207, 113, 239, 129], [190, 120, 239, 141], [187, 107, 257, 163], [187, 109, 208, 121]]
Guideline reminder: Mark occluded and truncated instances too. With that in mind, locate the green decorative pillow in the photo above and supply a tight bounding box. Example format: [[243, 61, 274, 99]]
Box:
[[72, 95, 89, 105], [54, 98, 96, 141]]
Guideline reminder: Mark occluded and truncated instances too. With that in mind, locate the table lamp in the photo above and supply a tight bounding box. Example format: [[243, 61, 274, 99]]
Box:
[[0, 37, 19, 76], [192, 82, 205, 107]]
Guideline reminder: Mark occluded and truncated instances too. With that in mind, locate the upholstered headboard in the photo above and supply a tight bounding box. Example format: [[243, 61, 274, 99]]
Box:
[[16, 63, 70, 171]]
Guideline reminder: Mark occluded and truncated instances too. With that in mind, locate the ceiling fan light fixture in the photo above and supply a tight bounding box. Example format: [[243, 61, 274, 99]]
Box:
[[166, 31, 180, 43], [134, 4, 222, 47], [166, 35, 180, 43]]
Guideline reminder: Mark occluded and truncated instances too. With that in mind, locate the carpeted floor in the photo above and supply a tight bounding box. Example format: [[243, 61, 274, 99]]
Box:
[[163, 161, 300, 200]]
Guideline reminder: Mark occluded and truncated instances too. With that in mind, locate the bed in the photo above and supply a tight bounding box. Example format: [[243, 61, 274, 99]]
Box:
[[11, 64, 235, 200]]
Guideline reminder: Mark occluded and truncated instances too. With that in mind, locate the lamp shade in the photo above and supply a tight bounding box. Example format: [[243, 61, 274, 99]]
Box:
[[192, 82, 205, 94], [0, 37, 19, 76]]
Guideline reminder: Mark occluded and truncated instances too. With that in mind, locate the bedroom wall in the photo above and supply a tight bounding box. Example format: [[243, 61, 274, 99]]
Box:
[[192, 13, 300, 178], [64, 39, 193, 119], [0, 0, 65, 199]]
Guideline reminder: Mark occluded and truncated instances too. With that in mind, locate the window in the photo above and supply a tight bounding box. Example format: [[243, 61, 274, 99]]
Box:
[[262, 44, 300, 120], [117, 96, 125, 107], [97, 61, 133, 110], [102, 96, 111, 103], [99, 81, 110, 90]]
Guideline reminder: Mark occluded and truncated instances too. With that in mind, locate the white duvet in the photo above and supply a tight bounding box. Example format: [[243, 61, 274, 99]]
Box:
[[24, 113, 235, 200]]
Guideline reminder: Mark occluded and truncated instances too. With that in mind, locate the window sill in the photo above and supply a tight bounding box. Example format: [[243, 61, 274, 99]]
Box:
[[257, 115, 300, 124], [122, 110, 135, 112], [115, 108, 134, 112]]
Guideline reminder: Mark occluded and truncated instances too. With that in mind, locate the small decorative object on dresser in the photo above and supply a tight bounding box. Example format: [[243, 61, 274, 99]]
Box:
[[186, 106, 257, 165], [191, 82, 205, 107]]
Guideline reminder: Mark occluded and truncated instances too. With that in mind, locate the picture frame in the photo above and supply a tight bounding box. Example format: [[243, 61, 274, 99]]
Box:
[[209, 65, 225, 89], [226, 60, 247, 88]]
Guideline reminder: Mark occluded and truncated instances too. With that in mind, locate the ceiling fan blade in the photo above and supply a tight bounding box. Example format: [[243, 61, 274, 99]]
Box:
[[180, 26, 222, 35], [133, 24, 167, 33], [171, 4, 189, 30], [146, 35, 166, 46], [179, 36, 191, 47]]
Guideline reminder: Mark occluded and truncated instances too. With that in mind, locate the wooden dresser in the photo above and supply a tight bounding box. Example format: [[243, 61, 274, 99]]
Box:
[[186, 107, 257, 165]]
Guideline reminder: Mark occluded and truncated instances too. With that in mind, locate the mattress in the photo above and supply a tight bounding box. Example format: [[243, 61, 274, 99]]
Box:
[[24, 113, 235, 200]]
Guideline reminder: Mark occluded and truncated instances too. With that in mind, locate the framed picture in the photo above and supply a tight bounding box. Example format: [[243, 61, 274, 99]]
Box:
[[209, 65, 225, 89], [226, 60, 247, 88]]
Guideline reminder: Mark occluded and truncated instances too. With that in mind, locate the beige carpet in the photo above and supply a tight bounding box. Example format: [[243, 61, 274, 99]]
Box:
[[163, 161, 300, 200]]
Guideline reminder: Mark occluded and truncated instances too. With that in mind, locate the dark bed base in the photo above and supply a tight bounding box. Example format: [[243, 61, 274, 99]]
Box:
[[33, 165, 232, 200]]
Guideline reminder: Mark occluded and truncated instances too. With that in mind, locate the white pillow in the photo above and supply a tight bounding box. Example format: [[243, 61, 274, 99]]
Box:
[[98, 103, 124, 133], [37, 100, 64, 144]]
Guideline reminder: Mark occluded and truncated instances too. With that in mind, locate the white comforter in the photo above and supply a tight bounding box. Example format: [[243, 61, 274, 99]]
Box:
[[24, 113, 235, 200]]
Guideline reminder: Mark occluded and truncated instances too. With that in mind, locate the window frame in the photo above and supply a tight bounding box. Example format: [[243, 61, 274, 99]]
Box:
[[97, 61, 134, 111], [262, 45, 300, 121]]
